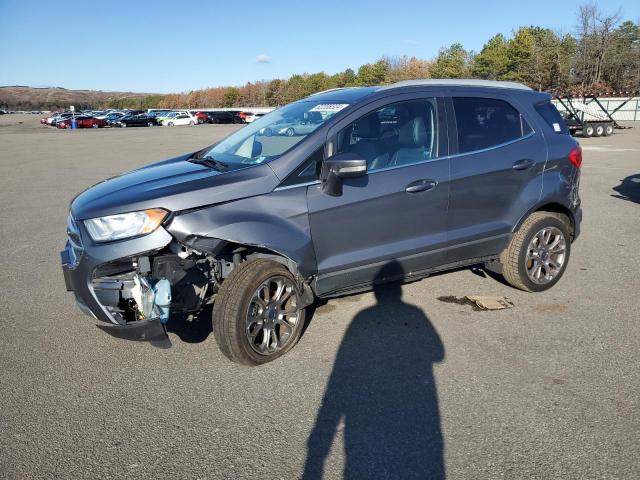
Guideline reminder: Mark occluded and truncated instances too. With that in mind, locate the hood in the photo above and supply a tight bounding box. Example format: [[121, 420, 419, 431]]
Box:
[[70, 153, 280, 220]]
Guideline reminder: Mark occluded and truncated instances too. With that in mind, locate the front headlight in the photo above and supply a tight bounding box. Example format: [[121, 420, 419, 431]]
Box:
[[84, 208, 168, 242]]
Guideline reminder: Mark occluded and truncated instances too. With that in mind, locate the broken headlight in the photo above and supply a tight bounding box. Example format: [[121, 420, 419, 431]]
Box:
[[84, 208, 168, 242]]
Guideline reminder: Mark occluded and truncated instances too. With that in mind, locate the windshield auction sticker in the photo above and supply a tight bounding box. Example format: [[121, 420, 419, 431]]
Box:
[[310, 103, 349, 112]]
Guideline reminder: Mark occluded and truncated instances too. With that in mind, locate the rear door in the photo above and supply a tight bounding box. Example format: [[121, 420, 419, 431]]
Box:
[[445, 94, 547, 263], [307, 95, 450, 295]]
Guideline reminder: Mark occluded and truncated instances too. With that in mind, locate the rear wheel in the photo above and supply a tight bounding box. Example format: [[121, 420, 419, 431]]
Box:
[[213, 259, 306, 366], [604, 123, 614, 136], [499, 212, 571, 292], [168, 122, 174, 127], [189, 120, 195, 126], [583, 124, 594, 137], [147, 121, 154, 127]]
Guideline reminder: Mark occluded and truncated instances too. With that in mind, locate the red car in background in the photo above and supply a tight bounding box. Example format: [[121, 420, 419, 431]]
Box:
[[193, 111, 209, 124], [56, 116, 107, 129]]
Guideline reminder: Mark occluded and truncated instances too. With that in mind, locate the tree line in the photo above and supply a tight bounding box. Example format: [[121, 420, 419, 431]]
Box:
[[100, 3, 636, 110]]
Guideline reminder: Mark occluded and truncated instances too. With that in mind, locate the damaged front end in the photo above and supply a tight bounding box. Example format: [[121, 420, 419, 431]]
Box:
[[61, 213, 313, 348]]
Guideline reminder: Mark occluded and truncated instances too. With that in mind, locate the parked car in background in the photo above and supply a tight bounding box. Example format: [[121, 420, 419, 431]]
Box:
[[114, 113, 157, 127], [160, 111, 197, 126], [205, 111, 237, 124], [148, 109, 173, 119], [244, 113, 265, 123], [50, 112, 77, 127], [265, 111, 324, 136], [153, 111, 176, 123], [193, 111, 209, 124], [103, 112, 126, 125], [223, 110, 248, 123], [57, 116, 108, 129]]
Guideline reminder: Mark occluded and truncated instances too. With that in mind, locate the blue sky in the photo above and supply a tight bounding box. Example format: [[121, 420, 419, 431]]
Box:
[[1, 0, 638, 93]]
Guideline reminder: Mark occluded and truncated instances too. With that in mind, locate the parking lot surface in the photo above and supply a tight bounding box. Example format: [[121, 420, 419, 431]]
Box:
[[1, 115, 639, 479]]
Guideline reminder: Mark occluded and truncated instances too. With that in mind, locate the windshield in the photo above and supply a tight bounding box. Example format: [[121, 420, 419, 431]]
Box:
[[204, 101, 349, 166]]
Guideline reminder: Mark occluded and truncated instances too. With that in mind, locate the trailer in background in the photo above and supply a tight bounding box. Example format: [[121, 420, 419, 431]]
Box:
[[553, 91, 638, 138]]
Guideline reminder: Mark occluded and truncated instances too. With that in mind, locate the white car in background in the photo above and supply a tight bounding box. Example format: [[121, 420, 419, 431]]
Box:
[[244, 113, 265, 123], [160, 111, 197, 127]]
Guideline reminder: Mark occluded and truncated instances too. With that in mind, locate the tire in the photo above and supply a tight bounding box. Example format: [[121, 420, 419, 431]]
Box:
[[213, 259, 306, 366], [595, 123, 605, 137], [499, 212, 571, 292], [583, 124, 594, 137], [92, 123, 99, 129], [189, 120, 195, 126], [147, 121, 154, 127], [604, 123, 614, 136], [121, 123, 127, 128], [168, 122, 174, 127], [286, 128, 295, 136]]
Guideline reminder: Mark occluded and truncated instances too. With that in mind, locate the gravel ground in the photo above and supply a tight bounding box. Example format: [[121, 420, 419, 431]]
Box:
[[0, 114, 638, 479]]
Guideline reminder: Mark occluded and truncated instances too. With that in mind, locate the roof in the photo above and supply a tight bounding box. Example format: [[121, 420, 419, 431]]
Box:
[[377, 79, 532, 91]]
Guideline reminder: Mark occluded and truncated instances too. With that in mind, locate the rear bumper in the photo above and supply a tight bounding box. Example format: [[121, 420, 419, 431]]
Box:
[[573, 205, 582, 241]]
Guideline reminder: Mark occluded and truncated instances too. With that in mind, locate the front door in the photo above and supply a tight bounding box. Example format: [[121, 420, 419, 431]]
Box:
[[307, 97, 450, 296]]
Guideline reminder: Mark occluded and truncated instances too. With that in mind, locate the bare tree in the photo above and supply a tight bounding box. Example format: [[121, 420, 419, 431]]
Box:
[[575, 2, 621, 87]]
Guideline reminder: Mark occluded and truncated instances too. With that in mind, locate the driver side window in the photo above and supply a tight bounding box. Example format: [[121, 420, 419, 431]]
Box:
[[335, 98, 439, 172]]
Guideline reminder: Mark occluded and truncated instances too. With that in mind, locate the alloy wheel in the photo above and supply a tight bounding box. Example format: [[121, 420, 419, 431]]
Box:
[[245, 275, 300, 355], [525, 226, 567, 284]]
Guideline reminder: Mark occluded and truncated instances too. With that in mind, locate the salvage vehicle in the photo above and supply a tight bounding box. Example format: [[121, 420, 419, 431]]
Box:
[[61, 79, 582, 365]]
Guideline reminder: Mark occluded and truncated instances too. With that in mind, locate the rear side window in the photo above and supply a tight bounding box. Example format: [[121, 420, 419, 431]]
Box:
[[453, 97, 532, 153], [534, 101, 569, 134]]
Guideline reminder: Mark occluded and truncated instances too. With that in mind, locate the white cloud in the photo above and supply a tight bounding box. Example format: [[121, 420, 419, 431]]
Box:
[[256, 54, 271, 63]]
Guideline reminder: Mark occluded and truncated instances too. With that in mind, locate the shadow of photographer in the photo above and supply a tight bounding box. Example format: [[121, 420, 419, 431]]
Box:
[[304, 260, 446, 479]]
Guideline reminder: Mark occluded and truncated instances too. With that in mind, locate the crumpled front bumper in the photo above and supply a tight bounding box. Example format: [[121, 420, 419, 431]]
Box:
[[60, 215, 173, 343]]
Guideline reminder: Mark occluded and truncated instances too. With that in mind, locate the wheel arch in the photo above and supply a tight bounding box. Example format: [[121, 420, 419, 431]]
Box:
[[513, 202, 575, 239]]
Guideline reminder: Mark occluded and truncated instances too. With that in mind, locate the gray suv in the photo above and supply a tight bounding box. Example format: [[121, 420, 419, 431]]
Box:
[[61, 80, 582, 365]]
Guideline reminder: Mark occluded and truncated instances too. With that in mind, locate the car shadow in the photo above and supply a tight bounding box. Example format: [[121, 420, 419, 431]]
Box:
[[165, 304, 213, 344], [612, 173, 640, 204], [303, 260, 446, 479]]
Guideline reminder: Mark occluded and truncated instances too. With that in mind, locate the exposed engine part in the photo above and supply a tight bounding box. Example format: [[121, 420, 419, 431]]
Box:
[[153, 279, 171, 324]]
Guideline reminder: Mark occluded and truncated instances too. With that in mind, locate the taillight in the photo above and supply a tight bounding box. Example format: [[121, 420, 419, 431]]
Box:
[[568, 145, 582, 169]]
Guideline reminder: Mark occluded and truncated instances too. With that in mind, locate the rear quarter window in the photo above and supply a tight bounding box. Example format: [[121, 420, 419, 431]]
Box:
[[453, 97, 532, 154], [534, 101, 569, 134]]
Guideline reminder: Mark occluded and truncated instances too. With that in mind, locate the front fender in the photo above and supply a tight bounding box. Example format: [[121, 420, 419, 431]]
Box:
[[167, 187, 317, 278]]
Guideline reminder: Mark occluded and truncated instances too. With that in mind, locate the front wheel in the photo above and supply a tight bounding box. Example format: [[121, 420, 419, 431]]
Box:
[[499, 212, 571, 292], [286, 128, 295, 136], [147, 121, 154, 127], [213, 259, 306, 366], [167, 122, 174, 127], [189, 120, 195, 126]]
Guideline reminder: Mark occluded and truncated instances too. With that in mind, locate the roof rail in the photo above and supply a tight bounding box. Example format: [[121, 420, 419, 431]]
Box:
[[308, 87, 347, 96], [377, 79, 533, 91]]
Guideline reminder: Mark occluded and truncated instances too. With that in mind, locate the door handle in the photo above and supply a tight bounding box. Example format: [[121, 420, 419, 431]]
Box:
[[512, 159, 535, 171], [406, 179, 438, 193]]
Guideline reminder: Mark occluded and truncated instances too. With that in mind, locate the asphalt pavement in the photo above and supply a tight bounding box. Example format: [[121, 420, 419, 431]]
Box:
[[0, 115, 638, 479]]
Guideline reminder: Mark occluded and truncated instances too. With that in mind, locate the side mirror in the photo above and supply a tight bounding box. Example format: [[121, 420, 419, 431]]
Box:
[[320, 152, 367, 197]]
